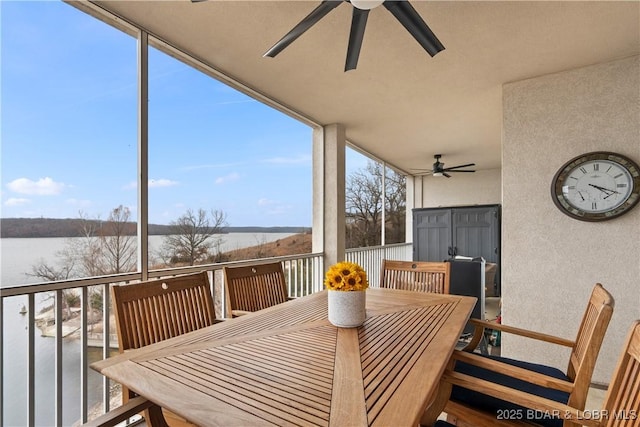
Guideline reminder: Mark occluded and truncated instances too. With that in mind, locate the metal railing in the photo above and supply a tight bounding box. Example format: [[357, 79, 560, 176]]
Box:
[[346, 242, 412, 288], [0, 244, 411, 426]]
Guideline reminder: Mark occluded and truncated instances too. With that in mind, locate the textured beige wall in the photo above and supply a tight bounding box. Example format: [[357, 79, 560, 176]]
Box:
[[502, 56, 640, 384], [418, 169, 502, 208]]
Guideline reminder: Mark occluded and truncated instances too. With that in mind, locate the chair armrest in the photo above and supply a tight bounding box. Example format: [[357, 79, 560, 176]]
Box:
[[443, 371, 600, 427], [231, 310, 252, 317], [444, 401, 536, 426], [83, 396, 154, 427], [452, 350, 574, 392], [462, 318, 575, 352]]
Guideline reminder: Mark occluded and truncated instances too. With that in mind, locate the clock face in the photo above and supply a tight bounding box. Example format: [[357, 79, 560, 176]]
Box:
[[551, 152, 640, 221]]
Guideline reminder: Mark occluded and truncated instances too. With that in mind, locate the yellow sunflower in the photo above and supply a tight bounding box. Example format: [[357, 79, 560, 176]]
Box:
[[324, 261, 369, 291]]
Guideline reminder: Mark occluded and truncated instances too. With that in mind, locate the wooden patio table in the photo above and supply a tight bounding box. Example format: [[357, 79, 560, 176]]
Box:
[[91, 288, 475, 427]]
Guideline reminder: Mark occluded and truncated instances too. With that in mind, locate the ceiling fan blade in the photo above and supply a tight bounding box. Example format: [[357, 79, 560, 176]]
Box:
[[446, 170, 475, 173], [345, 7, 369, 71], [443, 163, 476, 171], [264, 1, 343, 58], [383, 0, 444, 57], [443, 172, 452, 178]]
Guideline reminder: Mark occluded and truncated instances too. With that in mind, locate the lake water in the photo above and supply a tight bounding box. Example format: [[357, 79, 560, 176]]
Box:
[[0, 233, 294, 426]]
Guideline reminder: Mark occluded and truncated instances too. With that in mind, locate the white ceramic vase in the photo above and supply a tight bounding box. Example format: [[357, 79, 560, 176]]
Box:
[[327, 289, 366, 328]]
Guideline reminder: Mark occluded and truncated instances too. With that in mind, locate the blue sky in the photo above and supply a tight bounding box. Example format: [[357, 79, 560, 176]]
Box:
[[1, 1, 369, 227]]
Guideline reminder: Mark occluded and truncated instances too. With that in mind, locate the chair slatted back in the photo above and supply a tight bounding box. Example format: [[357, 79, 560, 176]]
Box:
[[111, 271, 215, 352], [379, 259, 451, 294], [223, 262, 288, 314], [566, 283, 614, 409], [602, 320, 640, 427]]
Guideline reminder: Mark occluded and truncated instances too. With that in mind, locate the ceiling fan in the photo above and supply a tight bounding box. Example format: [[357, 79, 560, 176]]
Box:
[[261, 0, 445, 71], [413, 154, 476, 178]]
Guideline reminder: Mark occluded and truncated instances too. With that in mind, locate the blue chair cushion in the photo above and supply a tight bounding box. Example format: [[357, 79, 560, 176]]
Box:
[[451, 354, 570, 427]]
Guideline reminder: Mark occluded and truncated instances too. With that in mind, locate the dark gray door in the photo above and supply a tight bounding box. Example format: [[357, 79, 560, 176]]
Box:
[[413, 208, 452, 262], [451, 206, 499, 263], [413, 205, 501, 295]]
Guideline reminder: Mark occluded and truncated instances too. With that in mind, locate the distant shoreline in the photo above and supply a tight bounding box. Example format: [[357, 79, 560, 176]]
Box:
[[0, 217, 310, 238]]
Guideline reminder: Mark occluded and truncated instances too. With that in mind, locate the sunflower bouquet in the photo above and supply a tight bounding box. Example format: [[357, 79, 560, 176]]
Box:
[[324, 261, 369, 292]]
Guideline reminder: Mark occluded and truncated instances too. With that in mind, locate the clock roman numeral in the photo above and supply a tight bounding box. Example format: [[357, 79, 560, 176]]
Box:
[[593, 163, 599, 171], [568, 185, 576, 190], [617, 183, 627, 188], [592, 202, 597, 210], [614, 173, 623, 179], [580, 167, 588, 174]]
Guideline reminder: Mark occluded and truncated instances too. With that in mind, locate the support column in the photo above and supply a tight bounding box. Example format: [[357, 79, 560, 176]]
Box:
[[405, 175, 421, 243], [137, 31, 149, 280], [312, 124, 346, 268]]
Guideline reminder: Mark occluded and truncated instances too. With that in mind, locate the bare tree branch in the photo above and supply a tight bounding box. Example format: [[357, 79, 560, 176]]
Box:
[[160, 208, 228, 266], [99, 205, 137, 274], [346, 161, 406, 248]]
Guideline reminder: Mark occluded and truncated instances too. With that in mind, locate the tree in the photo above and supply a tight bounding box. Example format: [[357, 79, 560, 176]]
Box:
[[346, 162, 383, 248], [98, 205, 137, 274], [64, 211, 103, 277], [50, 207, 137, 277], [28, 206, 138, 317], [160, 208, 228, 266], [384, 167, 407, 244], [28, 261, 77, 319], [345, 161, 406, 248]]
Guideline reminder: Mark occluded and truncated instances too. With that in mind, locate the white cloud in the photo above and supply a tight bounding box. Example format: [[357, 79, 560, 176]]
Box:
[[258, 198, 274, 207], [181, 161, 244, 172], [263, 154, 311, 165], [215, 172, 240, 185], [265, 205, 290, 215], [149, 179, 178, 188], [6, 177, 66, 195], [4, 198, 30, 207], [124, 179, 178, 190], [123, 181, 137, 190], [257, 198, 291, 215]]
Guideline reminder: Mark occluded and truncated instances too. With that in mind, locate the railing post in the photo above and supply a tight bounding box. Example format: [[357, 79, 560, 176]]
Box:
[[80, 286, 89, 424], [0, 295, 3, 426], [55, 290, 63, 427], [28, 294, 35, 427], [102, 284, 111, 413]]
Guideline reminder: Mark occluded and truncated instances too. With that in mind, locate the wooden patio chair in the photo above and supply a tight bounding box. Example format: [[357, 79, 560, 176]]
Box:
[[431, 319, 640, 427], [223, 261, 289, 317], [421, 283, 614, 427], [83, 396, 164, 427], [379, 259, 451, 294], [111, 271, 217, 427]]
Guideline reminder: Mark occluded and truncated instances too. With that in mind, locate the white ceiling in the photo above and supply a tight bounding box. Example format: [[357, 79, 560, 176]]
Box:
[[91, 0, 640, 174]]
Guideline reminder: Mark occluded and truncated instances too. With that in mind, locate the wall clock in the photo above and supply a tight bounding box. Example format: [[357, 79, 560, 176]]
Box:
[[551, 151, 640, 221]]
